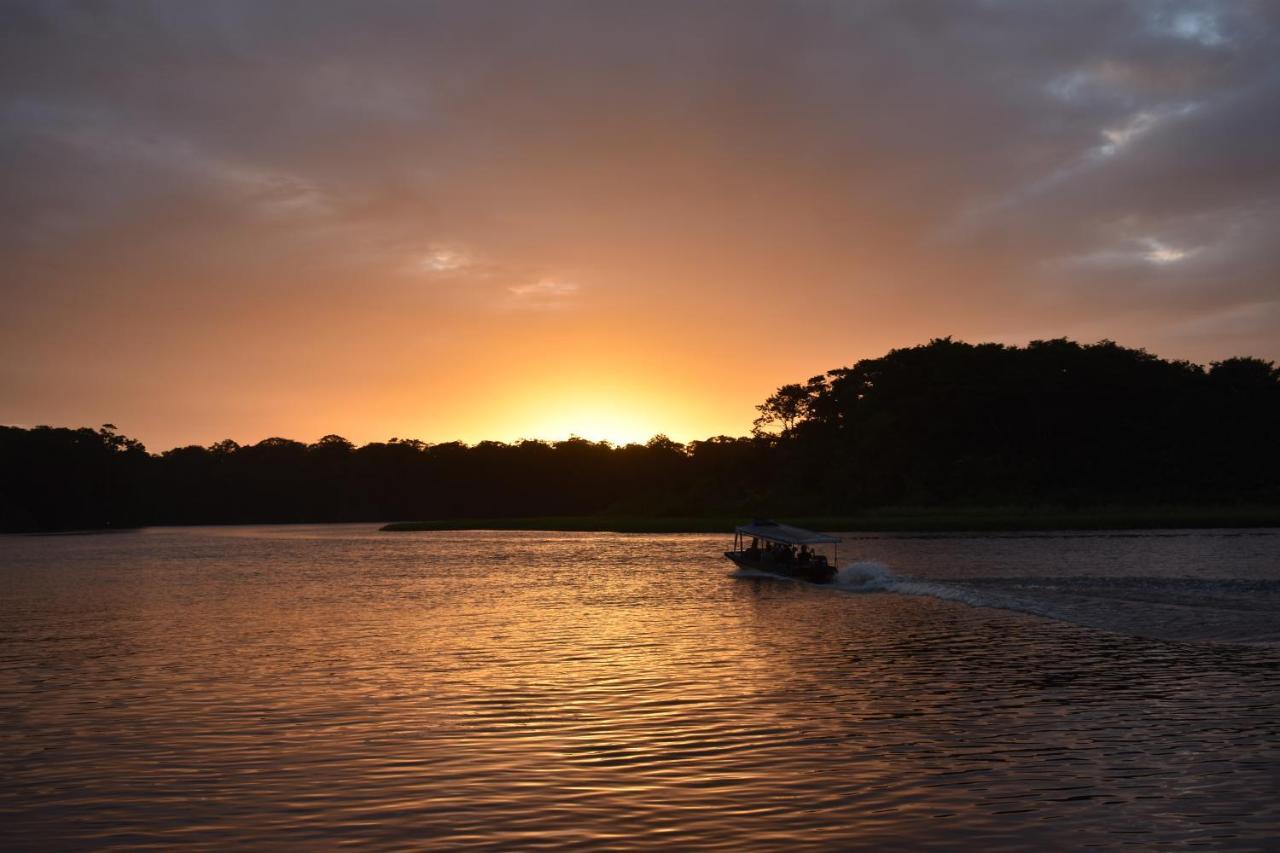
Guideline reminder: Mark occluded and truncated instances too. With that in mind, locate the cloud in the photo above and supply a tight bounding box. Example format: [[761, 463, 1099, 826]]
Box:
[[1145, 3, 1230, 47], [1, 0, 1279, 446], [506, 278, 580, 309], [414, 247, 470, 274], [1142, 237, 1196, 265]]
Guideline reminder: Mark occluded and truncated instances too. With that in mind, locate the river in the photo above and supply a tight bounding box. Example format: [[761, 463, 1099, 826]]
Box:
[[2, 525, 1277, 849]]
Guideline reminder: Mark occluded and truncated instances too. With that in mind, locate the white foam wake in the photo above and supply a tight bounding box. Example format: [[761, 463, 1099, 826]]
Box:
[[832, 561, 993, 608], [833, 560, 897, 591], [828, 562, 1280, 647], [734, 559, 1280, 645]]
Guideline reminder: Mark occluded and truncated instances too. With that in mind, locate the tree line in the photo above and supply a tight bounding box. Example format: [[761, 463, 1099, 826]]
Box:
[[2, 338, 1277, 532]]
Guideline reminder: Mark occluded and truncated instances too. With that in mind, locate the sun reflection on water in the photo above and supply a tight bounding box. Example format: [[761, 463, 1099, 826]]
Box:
[[0, 526, 1277, 848]]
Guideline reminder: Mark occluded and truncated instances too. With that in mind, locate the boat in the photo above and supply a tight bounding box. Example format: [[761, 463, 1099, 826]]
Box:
[[725, 520, 841, 583]]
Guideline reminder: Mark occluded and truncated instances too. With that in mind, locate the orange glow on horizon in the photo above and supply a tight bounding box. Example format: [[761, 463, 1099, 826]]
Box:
[[440, 367, 746, 447], [491, 394, 690, 447]]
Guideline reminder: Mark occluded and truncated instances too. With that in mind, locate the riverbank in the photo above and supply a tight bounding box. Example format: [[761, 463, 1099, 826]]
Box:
[[381, 505, 1280, 533]]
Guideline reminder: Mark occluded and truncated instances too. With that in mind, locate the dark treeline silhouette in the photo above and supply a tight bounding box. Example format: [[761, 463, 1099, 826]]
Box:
[[3, 338, 1278, 532]]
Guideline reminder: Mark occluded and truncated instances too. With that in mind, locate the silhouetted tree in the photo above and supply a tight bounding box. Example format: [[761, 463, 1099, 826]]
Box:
[[2, 338, 1276, 531]]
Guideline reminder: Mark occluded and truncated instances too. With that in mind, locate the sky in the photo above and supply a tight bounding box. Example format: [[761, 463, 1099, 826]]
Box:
[[2, 1, 1279, 451]]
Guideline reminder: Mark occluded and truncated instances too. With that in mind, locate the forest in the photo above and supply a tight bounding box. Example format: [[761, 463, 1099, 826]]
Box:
[[2, 338, 1278, 532]]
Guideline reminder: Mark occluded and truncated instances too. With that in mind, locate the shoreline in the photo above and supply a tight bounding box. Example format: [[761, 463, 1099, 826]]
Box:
[[380, 506, 1280, 534]]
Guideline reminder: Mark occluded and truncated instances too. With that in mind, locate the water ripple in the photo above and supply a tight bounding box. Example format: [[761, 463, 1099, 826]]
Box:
[[1, 526, 1277, 849]]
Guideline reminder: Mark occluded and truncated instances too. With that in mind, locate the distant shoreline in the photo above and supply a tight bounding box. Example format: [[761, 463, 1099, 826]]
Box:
[[381, 506, 1280, 534]]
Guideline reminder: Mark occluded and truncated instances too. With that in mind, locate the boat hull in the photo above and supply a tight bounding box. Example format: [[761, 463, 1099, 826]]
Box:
[[724, 551, 837, 584]]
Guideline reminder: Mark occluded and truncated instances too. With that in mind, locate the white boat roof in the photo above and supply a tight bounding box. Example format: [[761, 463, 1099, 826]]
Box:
[[735, 521, 840, 545]]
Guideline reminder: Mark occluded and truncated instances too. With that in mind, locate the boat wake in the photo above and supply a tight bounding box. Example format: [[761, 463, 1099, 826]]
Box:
[[804, 561, 1280, 647], [833, 560, 897, 591]]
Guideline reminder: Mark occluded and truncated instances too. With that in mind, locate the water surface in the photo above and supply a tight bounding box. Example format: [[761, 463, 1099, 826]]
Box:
[[2, 526, 1278, 849]]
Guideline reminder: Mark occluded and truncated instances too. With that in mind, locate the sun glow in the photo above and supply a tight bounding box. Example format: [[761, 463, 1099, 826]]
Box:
[[508, 393, 672, 446]]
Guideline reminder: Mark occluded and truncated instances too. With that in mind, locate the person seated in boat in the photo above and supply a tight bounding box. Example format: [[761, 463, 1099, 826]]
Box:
[[745, 537, 761, 558], [797, 545, 811, 564]]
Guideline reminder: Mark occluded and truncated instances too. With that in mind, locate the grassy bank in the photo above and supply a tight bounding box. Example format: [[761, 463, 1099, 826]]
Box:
[[381, 506, 1280, 534]]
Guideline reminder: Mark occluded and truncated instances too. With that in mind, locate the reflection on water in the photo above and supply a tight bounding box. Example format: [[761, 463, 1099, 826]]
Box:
[[1, 526, 1277, 849]]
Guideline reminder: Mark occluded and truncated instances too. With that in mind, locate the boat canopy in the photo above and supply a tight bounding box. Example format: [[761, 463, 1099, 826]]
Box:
[[734, 521, 839, 546]]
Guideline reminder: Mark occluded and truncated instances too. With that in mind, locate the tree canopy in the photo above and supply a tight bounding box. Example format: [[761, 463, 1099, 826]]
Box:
[[3, 338, 1277, 532]]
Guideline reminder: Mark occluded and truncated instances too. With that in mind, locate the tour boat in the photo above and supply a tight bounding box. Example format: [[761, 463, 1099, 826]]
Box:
[[725, 520, 840, 583]]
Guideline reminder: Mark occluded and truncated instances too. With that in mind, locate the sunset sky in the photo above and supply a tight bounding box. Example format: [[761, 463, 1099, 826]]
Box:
[[3, 1, 1279, 450]]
